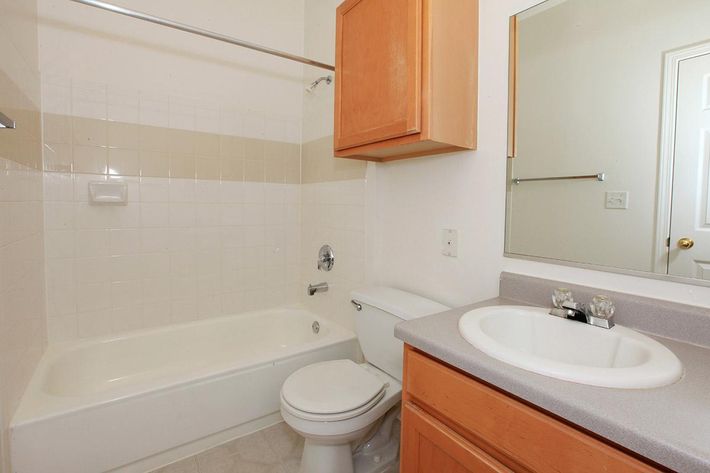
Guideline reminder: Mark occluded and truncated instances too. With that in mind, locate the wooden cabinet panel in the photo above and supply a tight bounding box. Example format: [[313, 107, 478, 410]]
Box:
[[401, 403, 512, 473], [402, 346, 664, 473], [334, 0, 478, 162], [335, 0, 421, 150]]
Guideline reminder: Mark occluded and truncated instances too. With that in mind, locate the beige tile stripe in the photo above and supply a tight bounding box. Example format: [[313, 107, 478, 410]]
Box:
[[43, 114, 301, 184], [0, 70, 42, 170], [3, 107, 367, 184], [301, 135, 366, 183]]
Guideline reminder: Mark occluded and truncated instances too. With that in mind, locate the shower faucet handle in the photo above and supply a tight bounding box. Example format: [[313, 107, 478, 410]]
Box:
[[317, 245, 335, 271]]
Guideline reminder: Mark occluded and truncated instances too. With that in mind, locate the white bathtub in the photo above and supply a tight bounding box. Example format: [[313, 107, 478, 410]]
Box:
[[11, 308, 358, 473]]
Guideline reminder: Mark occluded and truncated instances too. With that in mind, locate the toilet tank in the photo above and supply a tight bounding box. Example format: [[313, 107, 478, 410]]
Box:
[[350, 287, 449, 381]]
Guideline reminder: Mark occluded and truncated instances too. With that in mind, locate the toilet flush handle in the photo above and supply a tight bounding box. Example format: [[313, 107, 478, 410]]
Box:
[[351, 300, 362, 311]]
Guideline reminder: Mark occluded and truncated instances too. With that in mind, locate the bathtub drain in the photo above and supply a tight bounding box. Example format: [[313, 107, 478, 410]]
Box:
[[312, 321, 320, 334]]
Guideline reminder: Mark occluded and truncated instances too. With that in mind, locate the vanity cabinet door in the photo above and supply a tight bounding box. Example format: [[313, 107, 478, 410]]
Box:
[[402, 346, 665, 473], [401, 402, 512, 473]]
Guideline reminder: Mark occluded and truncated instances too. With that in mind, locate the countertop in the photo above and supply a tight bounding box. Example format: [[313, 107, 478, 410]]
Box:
[[395, 297, 710, 473]]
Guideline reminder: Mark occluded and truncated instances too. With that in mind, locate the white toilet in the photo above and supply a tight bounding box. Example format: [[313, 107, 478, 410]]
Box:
[[280, 287, 449, 473]]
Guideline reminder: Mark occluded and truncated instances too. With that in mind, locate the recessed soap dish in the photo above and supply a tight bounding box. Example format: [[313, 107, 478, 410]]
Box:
[[89, 181, 128, 204]]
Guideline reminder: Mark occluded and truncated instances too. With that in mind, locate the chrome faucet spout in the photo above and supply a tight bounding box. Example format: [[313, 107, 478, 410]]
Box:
[[307, 282, 328, 296], [550, 290, 615, 329]]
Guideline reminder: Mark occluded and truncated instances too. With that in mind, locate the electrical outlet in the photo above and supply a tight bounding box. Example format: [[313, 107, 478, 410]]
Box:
[[605, 191, 629, 209], [442, 229, 458, 257]]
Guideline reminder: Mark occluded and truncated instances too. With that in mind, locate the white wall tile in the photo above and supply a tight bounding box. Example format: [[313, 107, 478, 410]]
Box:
[[169, 203, 196, 227], [44, 172, 303, 342], [72, 81, 107, 120], [142, 302, 171, 328], [243, 203, 265, 225], [43, 172, 74, 201], [220, 181, 244, 203], [107, 86, 140, 123], [46, 315, 77, 342], [76, 282, 111, 312], [140, 178, 170, 202], [219, 109, 243, 137], [109, 254, 144, 281], [75, 229, 109, 257], [194, 106, 220, 134], [77, 309, 112, 338], [45, 230, 74, 258], [140, 203, 170, 227], [169, 179, 196, 203], [139, 92, 170, 128], [299, 180, 368, 332], [44, 202, 75, 229], [110, 280, 143, 309], [195, 180, 221, 203], [110, 307, 143, 333], [108, 228, 141, 255]]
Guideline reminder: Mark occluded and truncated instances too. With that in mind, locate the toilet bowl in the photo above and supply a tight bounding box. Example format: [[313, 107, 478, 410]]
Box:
[[281, 360, 401, 473], [280, 287, 449, 473]]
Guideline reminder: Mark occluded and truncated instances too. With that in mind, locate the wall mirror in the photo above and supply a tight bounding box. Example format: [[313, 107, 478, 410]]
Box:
[[505, 0, 710, 285]]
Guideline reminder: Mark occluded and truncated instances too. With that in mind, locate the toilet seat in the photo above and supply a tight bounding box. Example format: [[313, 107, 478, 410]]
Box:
[[281, 388, 386, 422], [281, 360, 387, 421]]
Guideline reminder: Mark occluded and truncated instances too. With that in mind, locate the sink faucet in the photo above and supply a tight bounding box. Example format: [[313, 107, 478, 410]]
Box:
[[549, 288, 615, 329]]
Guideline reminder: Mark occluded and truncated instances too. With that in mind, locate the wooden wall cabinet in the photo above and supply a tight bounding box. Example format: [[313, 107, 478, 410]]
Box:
[[334, 0, 478, 162], [400, 345, 666, 473]]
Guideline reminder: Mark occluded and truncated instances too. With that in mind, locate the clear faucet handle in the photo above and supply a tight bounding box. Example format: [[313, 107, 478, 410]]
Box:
[[590, 295, 615, 320], [552, 288, 574, 309]]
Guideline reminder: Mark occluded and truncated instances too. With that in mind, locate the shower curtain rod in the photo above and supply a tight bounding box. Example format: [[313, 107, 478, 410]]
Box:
[[69, 0, 336, 71]]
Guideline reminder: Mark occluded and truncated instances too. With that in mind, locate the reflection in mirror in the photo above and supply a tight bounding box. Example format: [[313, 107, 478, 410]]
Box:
[[506, 0, 710, 284]]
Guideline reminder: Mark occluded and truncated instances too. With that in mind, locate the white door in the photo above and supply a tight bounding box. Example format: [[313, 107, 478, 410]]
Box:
[[669, 53, 710, 279]]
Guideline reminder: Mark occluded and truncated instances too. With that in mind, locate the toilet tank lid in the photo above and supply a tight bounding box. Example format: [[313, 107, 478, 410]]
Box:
[[350, 286, 450, 321]]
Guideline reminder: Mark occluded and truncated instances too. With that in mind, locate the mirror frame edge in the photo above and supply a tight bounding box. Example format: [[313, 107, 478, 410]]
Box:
[[503, 251, 710, 289], [507, 15, 517, 159]]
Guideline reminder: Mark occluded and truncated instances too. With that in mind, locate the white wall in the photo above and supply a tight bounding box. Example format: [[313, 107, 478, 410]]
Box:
[[370, 0, 710, 309]]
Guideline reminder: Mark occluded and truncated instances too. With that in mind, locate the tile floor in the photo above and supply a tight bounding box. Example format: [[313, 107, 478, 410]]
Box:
[[151, 422, 400, 473], [151, 422, 303, 473]]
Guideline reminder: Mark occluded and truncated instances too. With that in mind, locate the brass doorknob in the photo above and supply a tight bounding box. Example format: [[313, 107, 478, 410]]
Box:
[[678, 238, 695, 249]]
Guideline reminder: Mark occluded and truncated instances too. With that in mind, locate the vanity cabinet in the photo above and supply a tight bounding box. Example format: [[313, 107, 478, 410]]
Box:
[[400, 345, 666, 473], [334, 0, 478, 162]]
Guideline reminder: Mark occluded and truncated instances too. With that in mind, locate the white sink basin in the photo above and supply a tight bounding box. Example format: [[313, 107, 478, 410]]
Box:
[[458, 306, 683, 389]]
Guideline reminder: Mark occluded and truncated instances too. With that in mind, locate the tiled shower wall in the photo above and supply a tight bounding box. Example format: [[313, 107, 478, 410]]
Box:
[[36, 0, 374, 344], [299, 0, 370, 332], [300, 176, 368, 332], [42, 82, 302, 342], [0, 157, 45, 472], [0, 1, 46, 471], [37, 0, 307, 342]]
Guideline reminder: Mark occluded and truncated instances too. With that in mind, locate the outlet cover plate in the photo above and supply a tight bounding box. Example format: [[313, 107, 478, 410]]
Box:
[[605, 191, 629, 209], [442, 229, 458, 257]]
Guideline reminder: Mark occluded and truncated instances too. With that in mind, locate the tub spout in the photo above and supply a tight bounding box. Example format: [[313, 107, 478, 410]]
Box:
[[307, 282, 328, 296]]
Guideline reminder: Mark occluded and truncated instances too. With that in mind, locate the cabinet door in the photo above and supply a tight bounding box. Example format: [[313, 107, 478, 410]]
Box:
[[335, 0, 422, 150], [401, 403, 512, 473], [404, 348, 662, 473]]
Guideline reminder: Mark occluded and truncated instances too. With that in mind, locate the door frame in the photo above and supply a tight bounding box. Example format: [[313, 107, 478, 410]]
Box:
[[654, 41, 710, 273]]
